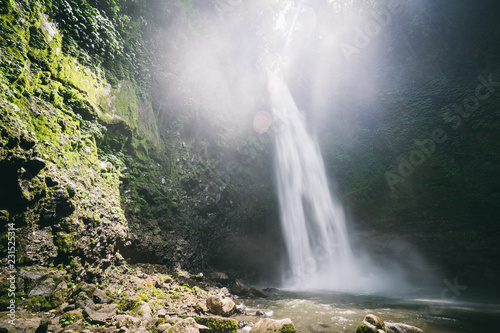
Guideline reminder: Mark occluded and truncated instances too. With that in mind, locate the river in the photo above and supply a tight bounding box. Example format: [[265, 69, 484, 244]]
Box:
[[235, 290, 500, 333]]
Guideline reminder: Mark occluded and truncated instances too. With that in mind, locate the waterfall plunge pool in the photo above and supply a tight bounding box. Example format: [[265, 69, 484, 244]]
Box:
[[233, 289, 500, 333]]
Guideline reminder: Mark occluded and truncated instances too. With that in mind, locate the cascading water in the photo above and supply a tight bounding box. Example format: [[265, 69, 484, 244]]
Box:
[[269, 72, 405, 292]]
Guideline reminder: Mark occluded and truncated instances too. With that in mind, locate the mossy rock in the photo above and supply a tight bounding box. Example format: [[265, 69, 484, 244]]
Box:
[[60, 310, 84, 323], [194, 316, 238, 333], [356, 314, 387, 333], [250, 318, 297, 333]]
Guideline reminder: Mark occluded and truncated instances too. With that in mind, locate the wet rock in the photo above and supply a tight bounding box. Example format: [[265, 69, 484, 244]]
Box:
[[229, 280, 248, 296], [206, 295, 236, 317], [263, 288, 279, 293], [386, 322, 425, 333], [255, 310, 265, 316], [246, 288, 268, 298], [356, 314, 425, 333], [171, 317, 200, 333], [250, 318, 296, 333], [356, 314, 386, 333], [238, 321, 254, 330]]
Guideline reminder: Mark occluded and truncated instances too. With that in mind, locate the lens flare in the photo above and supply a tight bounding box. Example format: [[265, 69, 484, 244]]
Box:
[[253, 110, 273, 133]]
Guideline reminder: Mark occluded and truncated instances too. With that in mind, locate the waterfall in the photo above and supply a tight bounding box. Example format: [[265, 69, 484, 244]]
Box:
[[269, 72, 398, 292]]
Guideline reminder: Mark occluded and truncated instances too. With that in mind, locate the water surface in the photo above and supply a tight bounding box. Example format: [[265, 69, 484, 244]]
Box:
[[235, 290, 500, 333]]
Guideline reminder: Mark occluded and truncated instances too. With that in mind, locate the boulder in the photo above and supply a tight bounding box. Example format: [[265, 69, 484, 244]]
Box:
[[250, 318, 296, 333], [386, 322, 425, 333], [194, 316, 239, 333], [206, 295, 236, 317], [229, 280, 248, 296], [246, 288, 268, 298], [356, 315, 424, 333], [171, 317, 200, 333], [357, 314, 386, 333]]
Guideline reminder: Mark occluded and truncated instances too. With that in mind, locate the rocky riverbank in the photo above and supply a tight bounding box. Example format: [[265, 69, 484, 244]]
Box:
[[0, 261, 296, 333]]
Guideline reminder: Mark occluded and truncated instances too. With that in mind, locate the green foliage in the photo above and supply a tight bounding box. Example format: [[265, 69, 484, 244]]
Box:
[[60, 315, 77, 327], [75, 113, 107, 139], [51, 0, 123, 62]]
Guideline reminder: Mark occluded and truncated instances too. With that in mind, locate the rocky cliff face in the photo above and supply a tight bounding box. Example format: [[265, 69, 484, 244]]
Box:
[[0, 0, 281, 312]]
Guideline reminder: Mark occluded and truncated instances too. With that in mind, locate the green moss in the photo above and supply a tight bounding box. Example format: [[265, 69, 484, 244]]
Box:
[[355, 323, 372, 333], [0, 0, 14, 14], [152, 288, 167, 299], [53, 232, 75, 254], [28, 295, 53, 311], [278, 324, 296, 333], [118, 298, 137, 312], [194, 317, 238, 333]]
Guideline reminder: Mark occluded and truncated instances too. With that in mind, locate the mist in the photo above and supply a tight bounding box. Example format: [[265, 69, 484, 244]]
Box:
[[143, 0, 500, 296]]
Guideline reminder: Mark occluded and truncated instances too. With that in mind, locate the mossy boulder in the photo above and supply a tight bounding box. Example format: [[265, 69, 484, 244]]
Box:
[[356, 314, 425, 333], [194, 316, 238, 333], [356, 314, 386, 333], [249, 318, 297, 333]]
